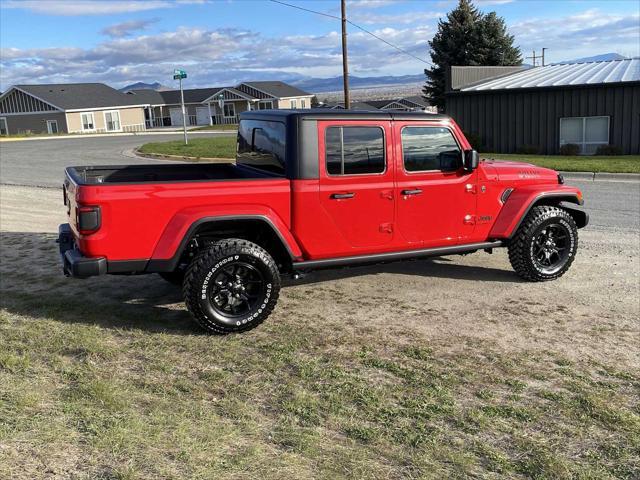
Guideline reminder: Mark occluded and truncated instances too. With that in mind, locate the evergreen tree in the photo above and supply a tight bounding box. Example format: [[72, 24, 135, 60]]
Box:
[[423, 0, 521, 111], [477, 12, 522, 66]]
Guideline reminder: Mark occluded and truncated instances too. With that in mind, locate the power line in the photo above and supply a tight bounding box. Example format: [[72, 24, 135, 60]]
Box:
[[268, 0, 431, 66], [345, 20, 431, 65]]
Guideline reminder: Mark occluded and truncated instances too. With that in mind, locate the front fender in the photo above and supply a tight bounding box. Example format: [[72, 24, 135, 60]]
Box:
[[489, 185, 584, 239], [149, 204, 303, 263]]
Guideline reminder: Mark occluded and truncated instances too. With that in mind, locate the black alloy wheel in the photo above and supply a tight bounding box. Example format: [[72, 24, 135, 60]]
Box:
[[530, 223, 572, 275], [207, 261, 266, 321]]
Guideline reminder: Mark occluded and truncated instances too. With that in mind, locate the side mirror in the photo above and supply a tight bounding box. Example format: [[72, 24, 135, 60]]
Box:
[[463, 149, 479, 171]]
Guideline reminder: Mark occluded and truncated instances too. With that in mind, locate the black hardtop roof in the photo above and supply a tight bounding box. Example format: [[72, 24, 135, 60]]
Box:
[[239, 109, 450, 122]]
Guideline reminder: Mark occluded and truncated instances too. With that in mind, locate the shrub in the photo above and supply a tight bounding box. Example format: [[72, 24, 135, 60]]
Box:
[[595, 145, 622, 156], [516, 145, 540, 155], [559, 143, 580, 156]]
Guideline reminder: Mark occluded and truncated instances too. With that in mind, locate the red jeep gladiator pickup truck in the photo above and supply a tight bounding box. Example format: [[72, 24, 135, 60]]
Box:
[[58, 110, 588, 333]]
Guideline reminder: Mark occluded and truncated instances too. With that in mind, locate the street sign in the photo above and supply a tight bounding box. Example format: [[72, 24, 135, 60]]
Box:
[[173, 69, 187, 80]]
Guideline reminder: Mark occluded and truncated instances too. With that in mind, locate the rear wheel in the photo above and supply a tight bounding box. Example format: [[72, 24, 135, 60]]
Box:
[[508, 205, 578, 281], [183, 239, 280, 334]]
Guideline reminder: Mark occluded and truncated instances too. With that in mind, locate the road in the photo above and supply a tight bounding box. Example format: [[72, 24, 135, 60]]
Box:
[[0, 134, 637, 232], [0, 132, 233, 188]]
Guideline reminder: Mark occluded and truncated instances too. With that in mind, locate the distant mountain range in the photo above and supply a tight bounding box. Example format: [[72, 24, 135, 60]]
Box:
[[119, 52, 629, 96], [557, 53, 628, 64], [120, 81, 171, 92], [289, 74, 425, 93]]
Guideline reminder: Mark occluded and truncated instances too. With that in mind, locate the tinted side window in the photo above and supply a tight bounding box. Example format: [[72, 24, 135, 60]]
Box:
[[325, 126, 385, 175], [237, 120, 286, 175], [402, 127, 461, 172]]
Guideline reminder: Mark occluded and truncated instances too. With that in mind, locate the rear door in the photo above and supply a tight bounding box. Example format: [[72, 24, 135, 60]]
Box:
[[318, 120, 395, 251], [394, 122, 477, 247]]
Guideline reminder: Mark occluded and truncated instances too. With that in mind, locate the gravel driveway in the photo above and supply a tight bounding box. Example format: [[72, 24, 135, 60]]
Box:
[[1, 182, 638, 369]]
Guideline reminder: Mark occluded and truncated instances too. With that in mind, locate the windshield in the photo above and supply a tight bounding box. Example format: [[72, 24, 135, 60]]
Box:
[[236, 120, 286, 176]]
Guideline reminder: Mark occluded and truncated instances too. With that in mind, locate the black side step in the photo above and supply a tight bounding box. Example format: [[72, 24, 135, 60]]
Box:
[[292, 241, 504, 270]]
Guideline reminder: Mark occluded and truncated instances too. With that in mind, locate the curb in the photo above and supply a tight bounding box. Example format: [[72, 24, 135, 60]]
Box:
[[560, 172, 595, 181], [561, 171, 640, 183], [133, 149, 232, 163]]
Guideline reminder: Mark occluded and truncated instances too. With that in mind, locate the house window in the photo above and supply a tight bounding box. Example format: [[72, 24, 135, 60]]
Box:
[[104, 110, 121, 132], [0, 118, 8, 136], [223, 103, 236, 118], [560, 116, 609, 154], [401, 127, 461, 172], [290, 99, 297, 109], [46, 120, 58, 134], [258, 100, 273, 110], [81, 112, 95, 131], [301, 99, 306, 109], [325, 126, 385, 175]]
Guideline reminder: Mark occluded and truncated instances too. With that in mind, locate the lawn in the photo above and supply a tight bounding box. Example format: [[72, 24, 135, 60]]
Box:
[[1, 227, 639, 478], [483, 154, 640, 173], [138, 136, 236, 160], [190, 124, 238, 132]]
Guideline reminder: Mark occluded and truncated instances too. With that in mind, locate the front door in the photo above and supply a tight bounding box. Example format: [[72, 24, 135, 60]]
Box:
[[394, 122, 477, 247], [318, 121, 395, 253], [170, 108, 183, 126], [46, 120, 58, 134]]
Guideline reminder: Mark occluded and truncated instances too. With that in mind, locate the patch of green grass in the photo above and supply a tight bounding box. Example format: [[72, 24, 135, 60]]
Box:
[[190, 124, 238, 131], [137, 136, 236, 160], [482, 153, 640, 173]]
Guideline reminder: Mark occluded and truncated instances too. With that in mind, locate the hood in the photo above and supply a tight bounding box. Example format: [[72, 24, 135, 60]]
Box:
[[482, 159, 558, 183]]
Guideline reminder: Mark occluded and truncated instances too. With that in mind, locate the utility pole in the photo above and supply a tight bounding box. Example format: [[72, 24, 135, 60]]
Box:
[[341, 0, 350, 109], [526, 50, 540, 67], [541, 47, 548, 67]]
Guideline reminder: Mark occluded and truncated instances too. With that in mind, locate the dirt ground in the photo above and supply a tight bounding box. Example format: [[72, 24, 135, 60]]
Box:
[[1, 183, 639, 479], [1, 184, 638, 367]]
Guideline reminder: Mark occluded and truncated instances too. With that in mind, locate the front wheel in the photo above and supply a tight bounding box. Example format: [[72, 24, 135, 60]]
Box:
[[183, 239, 280, 334], [508, 205, 579, 281]]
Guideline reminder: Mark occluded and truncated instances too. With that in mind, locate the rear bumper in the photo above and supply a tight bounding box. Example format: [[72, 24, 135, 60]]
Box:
[[57, 223, 107, 278]]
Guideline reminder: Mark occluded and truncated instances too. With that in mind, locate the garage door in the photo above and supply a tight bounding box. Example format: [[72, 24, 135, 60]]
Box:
[[170, 108, 184, 126], [196, 107, 211, 126]]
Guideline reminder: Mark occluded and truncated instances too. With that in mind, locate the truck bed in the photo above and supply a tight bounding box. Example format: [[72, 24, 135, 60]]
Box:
[[64, 162, 292, 263], [66, 162, 275, 185]]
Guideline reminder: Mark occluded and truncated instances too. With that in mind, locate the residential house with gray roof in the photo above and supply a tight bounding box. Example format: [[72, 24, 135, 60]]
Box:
[[125, 81, 314, 128], [0, 83, 147, 135]]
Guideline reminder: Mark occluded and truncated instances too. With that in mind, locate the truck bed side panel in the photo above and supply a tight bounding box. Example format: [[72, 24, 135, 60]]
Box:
[[75, 179, 292, 261]]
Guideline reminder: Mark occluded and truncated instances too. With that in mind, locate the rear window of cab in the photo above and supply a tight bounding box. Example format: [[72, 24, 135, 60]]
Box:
[[237, 120, 286, 175]]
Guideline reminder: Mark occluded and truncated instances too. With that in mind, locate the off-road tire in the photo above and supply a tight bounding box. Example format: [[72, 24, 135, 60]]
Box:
[[183, 238, 280, 334], [508, 205, 578, 282], [159, 271, 184, 285]]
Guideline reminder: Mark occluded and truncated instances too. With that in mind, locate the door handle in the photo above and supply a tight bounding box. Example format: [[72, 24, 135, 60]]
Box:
[[401, 189, 422, 195], [330, 192, 355, 200]]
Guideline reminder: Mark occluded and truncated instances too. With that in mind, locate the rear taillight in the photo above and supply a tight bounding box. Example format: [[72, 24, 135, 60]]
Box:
[[77, 205, 101, 234]]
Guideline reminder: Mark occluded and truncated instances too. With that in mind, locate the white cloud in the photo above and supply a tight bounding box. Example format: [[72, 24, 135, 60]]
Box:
[[1, 0, 203, 16], [0, 21, 432, 89], [349, 10, 444, 25], [510, 9, 640, 63], [101, 19, 158, 38]]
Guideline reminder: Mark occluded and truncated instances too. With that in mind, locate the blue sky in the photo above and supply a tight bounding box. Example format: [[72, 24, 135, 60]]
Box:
[[1, 0, 638, 90]]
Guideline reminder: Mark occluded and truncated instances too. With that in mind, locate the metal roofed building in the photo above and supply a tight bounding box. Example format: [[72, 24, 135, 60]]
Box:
[[445, 58, 640, 154]]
